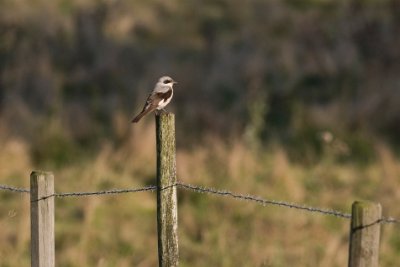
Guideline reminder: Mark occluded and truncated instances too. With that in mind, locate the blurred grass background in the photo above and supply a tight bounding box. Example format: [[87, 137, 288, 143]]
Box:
[[0, 0, 400, 266]]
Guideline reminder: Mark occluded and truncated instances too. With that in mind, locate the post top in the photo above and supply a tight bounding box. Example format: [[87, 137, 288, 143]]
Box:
[[352, 200, 382, 209], [156, 112, 174, 118], [31, 170, 54, 176]]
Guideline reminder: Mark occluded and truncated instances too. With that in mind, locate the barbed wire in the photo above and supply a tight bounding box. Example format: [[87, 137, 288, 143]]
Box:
[[32, 185, 158, 202], [380, 217, 400, 224], [176, 182, 351, 219], [175, 182, 399, 224], [1, 182, 399, 225], [54, 186, 157, 198], [0, 184, 29, 194]]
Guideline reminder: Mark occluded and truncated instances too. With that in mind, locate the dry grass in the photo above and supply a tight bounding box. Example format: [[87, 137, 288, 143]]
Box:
[[0, 124, 399, 266]]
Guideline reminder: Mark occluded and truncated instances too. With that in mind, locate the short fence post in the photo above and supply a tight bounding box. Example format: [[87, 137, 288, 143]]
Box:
[[156, 113, 179, 267], [348, 201, 381, 267], [30, 171, 55, 267]]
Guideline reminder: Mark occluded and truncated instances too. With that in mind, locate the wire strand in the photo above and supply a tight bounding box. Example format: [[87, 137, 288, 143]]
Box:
[[0, 184, 29, 194], [1, 182, 399, 225], [176, 182, 351, 219], [54, 186, 157, 198]]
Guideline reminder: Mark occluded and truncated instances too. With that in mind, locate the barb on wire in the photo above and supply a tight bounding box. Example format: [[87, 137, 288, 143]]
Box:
[[381, 217, 400, 225], [0, 184, 29, 194]]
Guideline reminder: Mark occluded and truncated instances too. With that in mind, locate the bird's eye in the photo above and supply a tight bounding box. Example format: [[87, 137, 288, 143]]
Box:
[[163, 79, 171, 84]]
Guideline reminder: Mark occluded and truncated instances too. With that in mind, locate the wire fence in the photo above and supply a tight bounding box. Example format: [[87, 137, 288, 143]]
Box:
[[1, 181, 399, 225], [0, 184, 30, 194]]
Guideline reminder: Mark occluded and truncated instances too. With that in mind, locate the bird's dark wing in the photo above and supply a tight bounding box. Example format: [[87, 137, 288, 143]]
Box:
[[131, 89, 172, 123], [157, 89, 173, 102], [143, 89, 172, 110]]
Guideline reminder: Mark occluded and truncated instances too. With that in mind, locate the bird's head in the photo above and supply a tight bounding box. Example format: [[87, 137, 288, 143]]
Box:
[[158, 76, 177, 87]]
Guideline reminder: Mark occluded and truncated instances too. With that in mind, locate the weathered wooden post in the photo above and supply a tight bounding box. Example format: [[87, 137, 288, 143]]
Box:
[[30, 171, 55, 267], [348, 201, 381, 267], [156, 113, 179, 267]]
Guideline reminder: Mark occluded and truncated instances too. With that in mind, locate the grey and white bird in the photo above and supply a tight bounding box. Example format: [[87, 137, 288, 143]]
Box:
[[131, 76, 177, 123]]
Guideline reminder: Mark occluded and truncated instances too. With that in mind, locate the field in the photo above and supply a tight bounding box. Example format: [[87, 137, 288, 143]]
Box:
[[1, 121, 399, 267], [1, 0, 400, 266]]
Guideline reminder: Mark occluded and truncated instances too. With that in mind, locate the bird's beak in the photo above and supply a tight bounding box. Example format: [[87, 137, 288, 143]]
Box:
[[172, 80, 178, 84]]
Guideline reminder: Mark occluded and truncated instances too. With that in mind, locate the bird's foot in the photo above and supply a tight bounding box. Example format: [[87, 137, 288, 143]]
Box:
[[155, 109, 168, 117]]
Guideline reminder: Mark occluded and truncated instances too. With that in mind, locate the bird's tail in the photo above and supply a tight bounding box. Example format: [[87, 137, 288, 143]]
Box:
[[131, 108, 153, 123]]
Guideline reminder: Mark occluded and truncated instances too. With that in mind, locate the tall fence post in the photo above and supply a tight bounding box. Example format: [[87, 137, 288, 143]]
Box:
[[156, 113, 179, 267], [30, 171, 55, 267], [348, 201, 381, 267]]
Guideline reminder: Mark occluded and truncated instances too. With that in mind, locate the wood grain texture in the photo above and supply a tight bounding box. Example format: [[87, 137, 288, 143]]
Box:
[[348, 201, 381, 267], [156, 113, 179, 267], [30, 171, 55, 267]]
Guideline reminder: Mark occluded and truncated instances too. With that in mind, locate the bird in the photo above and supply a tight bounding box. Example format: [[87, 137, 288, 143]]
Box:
[[131, 76, 177, 123]]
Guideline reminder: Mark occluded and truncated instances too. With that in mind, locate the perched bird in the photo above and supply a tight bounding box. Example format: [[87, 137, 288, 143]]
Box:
[[131, 76, 177, 123]]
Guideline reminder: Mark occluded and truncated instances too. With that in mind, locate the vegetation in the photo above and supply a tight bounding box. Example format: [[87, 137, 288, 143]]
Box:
[[0, 0, 399, 266]]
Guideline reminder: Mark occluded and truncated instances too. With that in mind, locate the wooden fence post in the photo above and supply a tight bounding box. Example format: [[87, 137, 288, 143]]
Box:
[[348, 201, 381, 267], [30, 171, 55, 267], [156, 113, 179, 267]]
